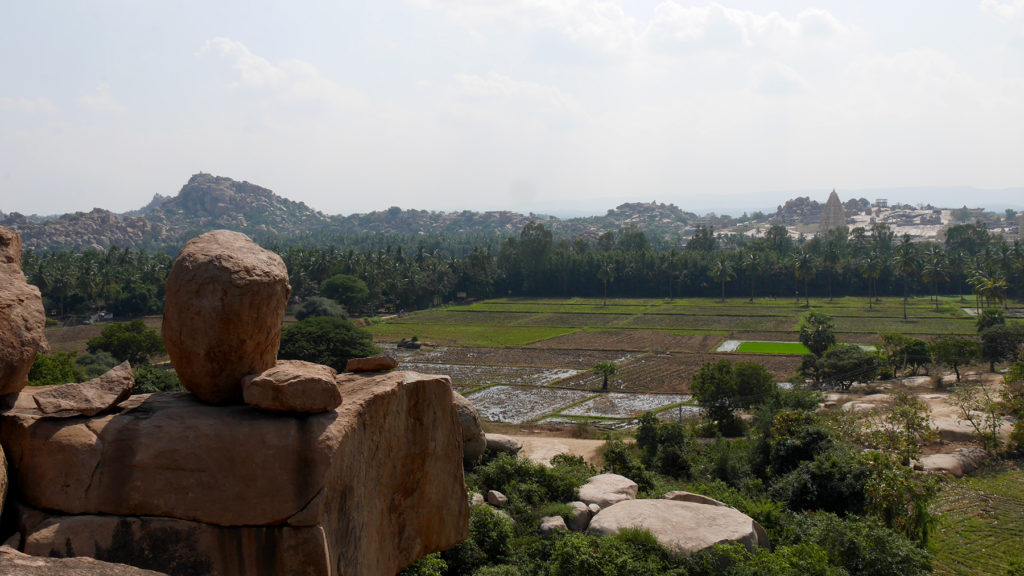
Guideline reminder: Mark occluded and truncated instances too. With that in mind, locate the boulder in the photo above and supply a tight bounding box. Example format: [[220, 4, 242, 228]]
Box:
[[0, 545, 167, 576], [0, 445, 7, 520], [33, 362, 135, 417], [578, 474, 638, 508], [588, 499, 762, 558], [470, 493, 486, 507], [919, 449, 987, 477], [662, 491, 728, 508], [241, 360, 340, 413], [0, 226, 22, 266], [0, 371, 469, 576], [0, 229, 47, 396], [162, 230, 291, 404], [485, 433, 523, 455], [486, 490, 508, 508], [567, 501, 592, 532], [345, 355, 398, 373], [453, 391, 486, 466], [539, 516, 568, 536], [588, 503, 601, 515]]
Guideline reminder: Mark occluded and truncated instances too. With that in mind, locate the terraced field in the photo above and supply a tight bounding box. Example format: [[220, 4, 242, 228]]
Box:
[[932, 461, 1024, 576]]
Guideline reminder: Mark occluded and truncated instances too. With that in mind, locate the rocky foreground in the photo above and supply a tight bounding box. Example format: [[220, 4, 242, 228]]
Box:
[[0, 226, 471, 575]]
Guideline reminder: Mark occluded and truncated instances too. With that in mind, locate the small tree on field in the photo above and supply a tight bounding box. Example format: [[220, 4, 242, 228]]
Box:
[[593, 361, 617, 393], [798, 311, 836, 358], [817, 344, 880, 391], [692, 359, 773, 431], [279, 317, 380, 372], [976, 308, 1005, 332], [86, 320, 164, 365], [980, 324, 1024, 372], [321, 274, 370, 311], [929, 336, 980, 383]]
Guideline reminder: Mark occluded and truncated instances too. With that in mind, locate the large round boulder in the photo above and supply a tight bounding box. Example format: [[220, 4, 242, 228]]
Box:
[[452, 391, 486, 466], [588, 499, 762, 557], [0, 227, 47, 397], [578, 473, 638, 508], [162, 230, 291, 404]]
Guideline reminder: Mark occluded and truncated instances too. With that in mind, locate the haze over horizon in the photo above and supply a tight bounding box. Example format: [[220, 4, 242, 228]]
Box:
[[2, 1, 1023, 218]]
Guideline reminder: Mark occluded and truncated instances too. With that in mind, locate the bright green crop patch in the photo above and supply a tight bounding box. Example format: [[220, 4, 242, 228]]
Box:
[[735, 341, 810, 354]]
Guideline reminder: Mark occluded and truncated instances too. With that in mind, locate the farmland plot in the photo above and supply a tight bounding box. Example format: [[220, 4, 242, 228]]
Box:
[[410, 346, 634, 369], [526, 331, 723, 352], [465, 386, 593, 423], [401, 362, 582, 388], [560, 393, 691, 418]]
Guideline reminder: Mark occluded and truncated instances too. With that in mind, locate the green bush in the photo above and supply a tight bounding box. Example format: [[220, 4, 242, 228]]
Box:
[[278, 316, 379, 371], [86, 319, 164, 365], [601, 440, 655, 493], [295, 296, 348, 320], [133, 364, 184, 394], [769, 447, 868, 516], [397, 553, 446, 576]]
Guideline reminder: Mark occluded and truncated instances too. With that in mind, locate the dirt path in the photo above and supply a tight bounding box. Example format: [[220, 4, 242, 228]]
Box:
[[511, 436, 609, 466]]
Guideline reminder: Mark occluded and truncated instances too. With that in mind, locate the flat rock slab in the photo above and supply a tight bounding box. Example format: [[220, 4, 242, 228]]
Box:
[[0, 545, 166, 576], [588, 499, 761, 558], [242, 360, 340, 413], [345, 356, 398, 373], [18, 509, 325, 576], [1, 371, 469, 576], [578, 473, 638, 508], [33, 361, 135, 417]]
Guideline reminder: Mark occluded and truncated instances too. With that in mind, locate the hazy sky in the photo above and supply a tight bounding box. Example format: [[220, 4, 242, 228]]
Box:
[[2, 1, 1023, 217]]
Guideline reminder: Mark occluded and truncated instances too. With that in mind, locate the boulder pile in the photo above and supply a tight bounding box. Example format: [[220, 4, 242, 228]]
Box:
[[0, 229, 470, 576]]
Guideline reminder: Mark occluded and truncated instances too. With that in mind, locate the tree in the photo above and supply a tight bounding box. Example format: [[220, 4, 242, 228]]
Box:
[[692, 359, 773, 429], [799, 311, 836, 358], [295, 296, 348, 320], [980, 324, 1024, 372], [27, 351, 86, 386], [596, 262, 615, 306], [791, 247, 816, 306], [592, 361, 617, 393], [321, 274, 370, 311], [278, 317, 380, 372], [817, 344, 880, 391], [929, 336, 980, 383], [86, 320, 164, 365], [891, 237, 920, 320], [976, 308, 1005, 332], [901, 338, 931, 375], [709, 257, 734, 302]]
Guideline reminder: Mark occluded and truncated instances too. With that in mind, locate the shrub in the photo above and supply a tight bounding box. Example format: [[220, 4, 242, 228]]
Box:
[[86, 319, 165, 365], [601, 439, 654, 493], [27, 351, 85, 386], [397, 553, 446, 576], [133, 364, 184, 394], [295, 296, 348, 320], [769, 447, 868, 516], [278, 316, 379, 371]]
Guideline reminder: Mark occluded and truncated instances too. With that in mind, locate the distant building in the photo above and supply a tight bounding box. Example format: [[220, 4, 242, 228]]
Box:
[[874, 198, 888, 209], [818, 189, 847, 233]]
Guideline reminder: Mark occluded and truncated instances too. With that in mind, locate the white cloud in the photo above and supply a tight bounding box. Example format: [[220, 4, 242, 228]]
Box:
[[0, 96, 56, 114], [78, 82, 125, 112], [981, 0, 1024, 30], [197, 37, 364, 109], [454, 72, 582, 114]]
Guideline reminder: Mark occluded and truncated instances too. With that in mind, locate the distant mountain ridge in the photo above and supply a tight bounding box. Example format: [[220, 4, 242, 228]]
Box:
[[1, 173, 1003, 252], [0, 173, 703, 251]]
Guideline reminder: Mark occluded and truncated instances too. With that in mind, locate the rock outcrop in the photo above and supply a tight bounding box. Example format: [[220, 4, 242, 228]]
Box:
[[588, 499, 763, 558], [0, 226, 48, 396], [241, 360, 341, 413], [162, 230, 290, 404], [1, 371, 469, 575], [485, 433, 523, 455], [33, 361, 135, 417], [0, 545, 167, 576], [345, 356, 398, 373], [453, 391, 486, 466], [578, 473, 638, 508]]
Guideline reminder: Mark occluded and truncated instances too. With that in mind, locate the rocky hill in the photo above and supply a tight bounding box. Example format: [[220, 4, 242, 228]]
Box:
[[1, 174, 705, 251]]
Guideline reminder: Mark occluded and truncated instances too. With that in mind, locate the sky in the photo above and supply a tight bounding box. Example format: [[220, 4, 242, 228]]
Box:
[[2, 1, 1024, 218]]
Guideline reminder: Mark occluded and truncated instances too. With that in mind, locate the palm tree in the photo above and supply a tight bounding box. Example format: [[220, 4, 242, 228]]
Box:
[[859, 251, 884, 311], [593, 361, 617, 393], [742, 251, 763, 302], [709, 258, 734, 303], [597, 261, 616, 306], [790, 247, 816, 307], [921, 247, 948, 311], [891, 237, 920, 320]]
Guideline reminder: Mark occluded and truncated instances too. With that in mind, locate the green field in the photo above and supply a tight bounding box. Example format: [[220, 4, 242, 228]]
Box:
[[369, 295, 1020, 347], [932, 461, 1024, 576], [735, 341, 810, 354]]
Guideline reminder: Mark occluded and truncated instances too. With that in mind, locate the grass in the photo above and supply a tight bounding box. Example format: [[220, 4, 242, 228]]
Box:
[[931, 459, 1024, 576], [367, 296, 1016, 347], [735, 341, 810, 354]]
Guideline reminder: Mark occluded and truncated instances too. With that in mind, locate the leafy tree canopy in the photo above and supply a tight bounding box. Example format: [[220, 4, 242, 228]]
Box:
[[86, 320, 165, 365], [798, 311, 836, 358], [278, 316, 379, 371], [321, 274, 369, 311]]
